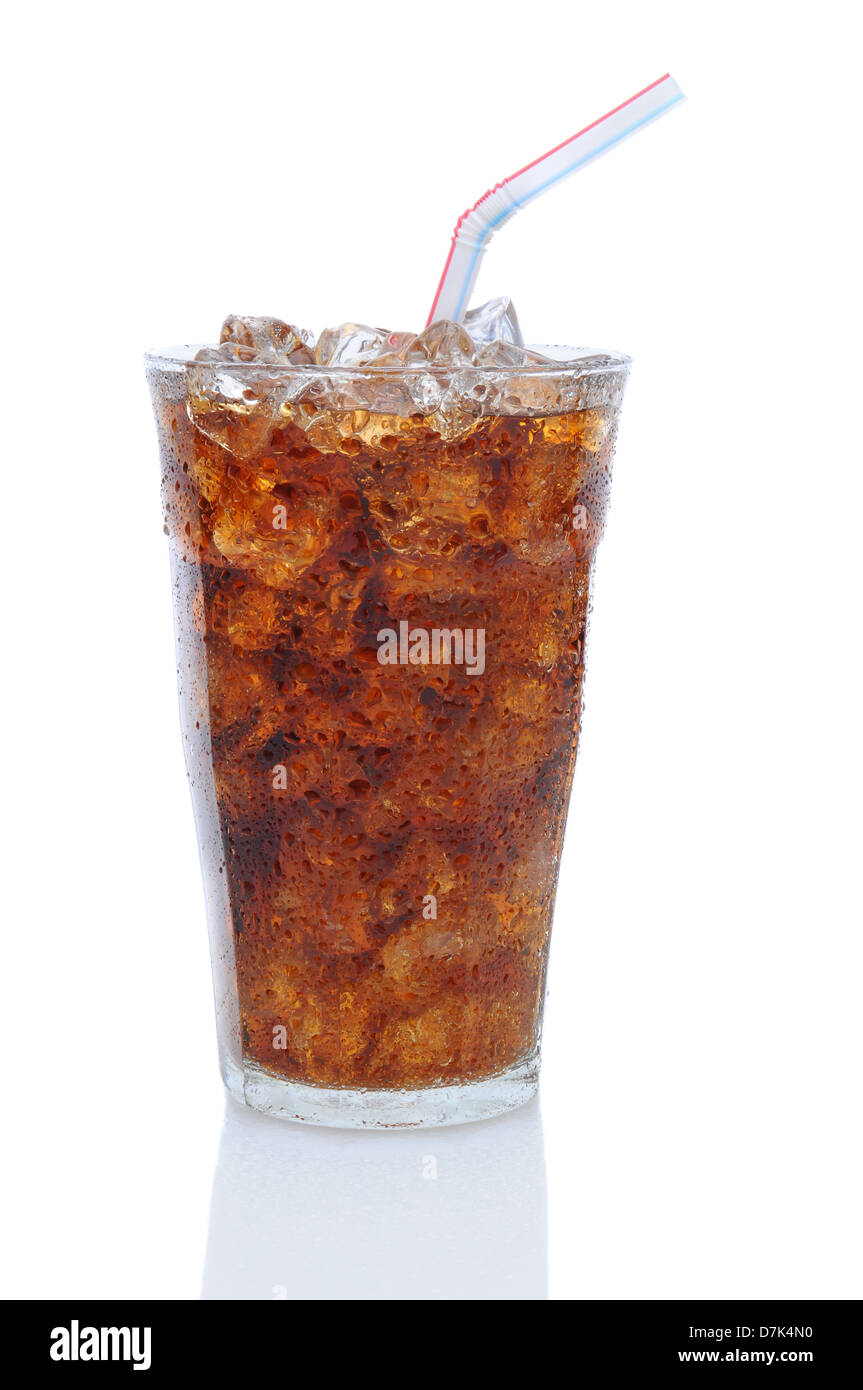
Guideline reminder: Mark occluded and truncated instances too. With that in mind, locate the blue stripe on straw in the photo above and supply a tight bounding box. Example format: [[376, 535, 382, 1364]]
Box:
[[451, 92, 684, 321]]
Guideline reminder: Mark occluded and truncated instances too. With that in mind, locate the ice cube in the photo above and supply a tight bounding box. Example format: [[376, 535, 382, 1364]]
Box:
[[315, 323, 397, 367], [463, 296, 524, 347], [220, 314, 314, 364], [410, 320, 477, 365], [187, 365, 281, 457], [476, 340, 528, 367], [408, 372, 444, 413]]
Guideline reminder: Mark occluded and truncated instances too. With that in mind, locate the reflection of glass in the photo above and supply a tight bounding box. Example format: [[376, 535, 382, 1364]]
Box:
[[202, 1096, 548, 1300]]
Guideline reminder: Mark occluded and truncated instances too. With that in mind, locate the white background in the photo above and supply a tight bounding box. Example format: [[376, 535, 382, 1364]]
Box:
[[2, 0, 861, 1300]]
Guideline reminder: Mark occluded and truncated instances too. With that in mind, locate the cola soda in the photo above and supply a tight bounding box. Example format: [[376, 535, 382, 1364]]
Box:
[[146, 309, 629, 1126]]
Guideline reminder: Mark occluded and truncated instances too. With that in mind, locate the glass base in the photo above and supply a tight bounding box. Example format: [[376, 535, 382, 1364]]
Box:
[[223, 1052, 539, 1129]]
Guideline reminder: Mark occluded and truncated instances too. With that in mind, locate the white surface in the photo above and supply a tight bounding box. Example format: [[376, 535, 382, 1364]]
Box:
[[2, 0, 861, 1300]]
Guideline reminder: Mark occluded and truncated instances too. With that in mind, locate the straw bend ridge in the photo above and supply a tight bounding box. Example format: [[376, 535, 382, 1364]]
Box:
[[427, 74, 685, 326]]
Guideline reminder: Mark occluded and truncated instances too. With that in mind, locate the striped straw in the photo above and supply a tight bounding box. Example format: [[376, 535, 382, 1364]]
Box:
[[427, 74, 685, 326]]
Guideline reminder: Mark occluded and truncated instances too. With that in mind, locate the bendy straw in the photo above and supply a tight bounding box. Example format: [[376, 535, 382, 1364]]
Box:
[[427, 74, 685, 326]]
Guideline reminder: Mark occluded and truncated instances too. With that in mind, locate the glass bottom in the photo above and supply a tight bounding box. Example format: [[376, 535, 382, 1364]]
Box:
[[223, 1051, 539, 1129]]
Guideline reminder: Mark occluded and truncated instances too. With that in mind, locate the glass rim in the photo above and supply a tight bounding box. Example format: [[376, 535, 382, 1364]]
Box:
[[144, 344, 632, 378]]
